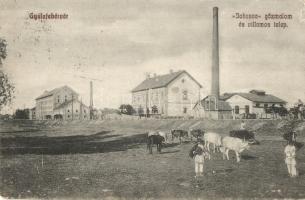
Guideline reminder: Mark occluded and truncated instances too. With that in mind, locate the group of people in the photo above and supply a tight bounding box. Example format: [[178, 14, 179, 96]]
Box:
[[189, 121, 299, 178]]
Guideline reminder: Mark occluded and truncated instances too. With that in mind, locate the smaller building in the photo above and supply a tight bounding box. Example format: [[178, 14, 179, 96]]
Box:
[[29, 107, 36, 120], [53, 99, 90, 120], [225, 90, 287, 119], [35, 85, 79, 120], [193, 95, 232, 119]]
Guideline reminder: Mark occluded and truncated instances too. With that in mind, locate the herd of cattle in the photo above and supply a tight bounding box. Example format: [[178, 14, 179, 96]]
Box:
[[147, 128, 299, 163]]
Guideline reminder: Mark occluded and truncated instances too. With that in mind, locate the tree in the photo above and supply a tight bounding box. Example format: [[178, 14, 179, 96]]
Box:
[[0, 38, 7, 63], [119, 104, 135, 115], [13, 109, 29, 119], [0, 38, 15, 111]]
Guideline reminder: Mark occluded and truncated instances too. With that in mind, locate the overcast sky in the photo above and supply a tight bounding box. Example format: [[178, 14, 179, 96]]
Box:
[[0, 0, 304, 113]]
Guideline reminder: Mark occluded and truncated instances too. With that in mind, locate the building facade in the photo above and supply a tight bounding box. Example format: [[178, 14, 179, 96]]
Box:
[[225, 90, 287, 119], [193, 95, 232, 119], [53, 99, 90, 120], [35, 85, 89, 120], [131, 70, 202, 117], [29, 107, 36, 120]]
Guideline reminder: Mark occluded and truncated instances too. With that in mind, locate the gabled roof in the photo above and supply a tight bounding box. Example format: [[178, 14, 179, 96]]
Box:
[[35, 85, 78, 100], [231, 93, 286, 104], [194, 95, 232, 111], [54, 99, 88, 110], [219, 93, 236, 101], [131, 70, 202, 92]]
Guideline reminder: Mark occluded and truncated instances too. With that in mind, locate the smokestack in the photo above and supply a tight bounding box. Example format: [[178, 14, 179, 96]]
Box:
[[90, 81, 93, 120], [211, 7, 220, 100]]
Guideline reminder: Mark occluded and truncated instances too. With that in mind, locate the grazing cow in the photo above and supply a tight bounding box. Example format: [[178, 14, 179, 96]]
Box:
[[170, 129, 188, 144], [203, 132, 222, 153], [229, 130, 259, 145], [147, 134, 165, 154], [188, 129, 205, 141], [220, 136, 250, 162]]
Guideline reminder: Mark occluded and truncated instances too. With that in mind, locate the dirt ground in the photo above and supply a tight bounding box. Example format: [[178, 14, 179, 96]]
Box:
[[1, 119, 305, 199]]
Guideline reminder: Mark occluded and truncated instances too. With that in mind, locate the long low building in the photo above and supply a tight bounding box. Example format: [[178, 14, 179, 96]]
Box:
[[224, 90, 287, 119], [193, 90, 287, 119]]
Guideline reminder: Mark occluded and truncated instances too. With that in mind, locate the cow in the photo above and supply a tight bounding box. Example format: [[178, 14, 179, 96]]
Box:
[[158, 131, 168, 143], [203, 132, 222, 153], [188, 129, 205, 142], [170, 129, 188, 144], [220, 136, 250, 162], [147, 134, 165, 154], [229, 130, 259, 145]]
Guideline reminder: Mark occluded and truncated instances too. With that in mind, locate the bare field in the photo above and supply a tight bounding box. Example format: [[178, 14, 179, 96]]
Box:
[[0, 119, 305, 199]]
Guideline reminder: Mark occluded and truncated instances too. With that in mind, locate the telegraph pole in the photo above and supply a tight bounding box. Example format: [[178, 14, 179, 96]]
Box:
[[71, 93, 74, 120], [89, 81, 93, 120]]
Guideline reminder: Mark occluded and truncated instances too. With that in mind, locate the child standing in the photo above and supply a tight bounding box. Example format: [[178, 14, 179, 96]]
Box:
[[284, 140, 298, 177], [189, 139, 209, 178], [240, 120, 246, 130]]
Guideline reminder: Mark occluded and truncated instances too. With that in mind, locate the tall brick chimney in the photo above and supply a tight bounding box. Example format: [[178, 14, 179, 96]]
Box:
[[211, 7, 220, 100]]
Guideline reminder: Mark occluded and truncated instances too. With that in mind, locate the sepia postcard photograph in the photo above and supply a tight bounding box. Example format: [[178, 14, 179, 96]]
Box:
[[0, 0, 305, 199]]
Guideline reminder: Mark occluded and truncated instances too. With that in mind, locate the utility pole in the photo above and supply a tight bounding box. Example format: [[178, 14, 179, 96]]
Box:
[[90, 81, 93, 120], [72, 93, 74, 120], [80, 97, 83, 120]]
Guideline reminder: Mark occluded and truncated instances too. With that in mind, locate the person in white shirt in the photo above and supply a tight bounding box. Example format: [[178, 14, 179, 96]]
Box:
[[284, 140, 298, 177], [240, 120, 246, 130]]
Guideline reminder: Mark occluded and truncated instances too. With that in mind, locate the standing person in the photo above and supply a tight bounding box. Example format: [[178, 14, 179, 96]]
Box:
[[284, 140, 298, 177], [240, 120, 246, 130], [189, 139, 209, 178]]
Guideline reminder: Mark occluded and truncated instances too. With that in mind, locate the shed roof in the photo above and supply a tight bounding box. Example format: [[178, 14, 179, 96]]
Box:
[[131, 70, 202, 92]]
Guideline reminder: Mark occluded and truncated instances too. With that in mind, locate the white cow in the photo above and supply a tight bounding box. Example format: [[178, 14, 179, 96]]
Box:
[[203, 132, 222, 153], [220, 136, 250, 162]]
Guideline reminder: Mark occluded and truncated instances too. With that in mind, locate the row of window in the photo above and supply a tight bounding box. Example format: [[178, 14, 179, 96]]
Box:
[[255, 103, 283, 108], [234, 104, 283, 114], [67, 114, 86, 118], [234, 105, 249, 114], [133, 90, 189, 103], [66, 109, 87, 113], [57, 95, 70, 103]]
